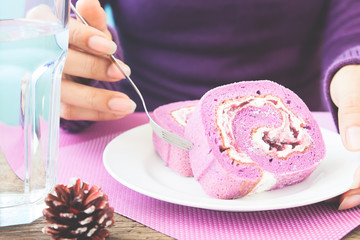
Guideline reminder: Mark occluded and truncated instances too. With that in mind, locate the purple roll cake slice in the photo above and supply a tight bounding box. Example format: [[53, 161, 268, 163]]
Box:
[[184, 80, 325, 199], [152, 100, 198, 177]]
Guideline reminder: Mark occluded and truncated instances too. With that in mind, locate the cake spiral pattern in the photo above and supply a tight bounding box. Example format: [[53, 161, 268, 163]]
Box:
[[184, 81, 325, 199]]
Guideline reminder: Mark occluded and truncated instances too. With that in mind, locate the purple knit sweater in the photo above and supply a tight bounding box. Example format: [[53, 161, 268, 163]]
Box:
[[62, 0, 360, 132]]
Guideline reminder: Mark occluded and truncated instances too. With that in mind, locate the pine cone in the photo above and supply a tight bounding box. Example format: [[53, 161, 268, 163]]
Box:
[[42, 179, 115, 240]]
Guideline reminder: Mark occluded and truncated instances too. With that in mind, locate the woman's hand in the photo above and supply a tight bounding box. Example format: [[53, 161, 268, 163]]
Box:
[[330, 64, 360, 210], [338, 166, 360, 210], [61, 0, 136, 121]]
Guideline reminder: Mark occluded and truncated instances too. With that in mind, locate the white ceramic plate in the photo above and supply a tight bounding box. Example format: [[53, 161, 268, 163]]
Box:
[[103, 124, 359, 211]]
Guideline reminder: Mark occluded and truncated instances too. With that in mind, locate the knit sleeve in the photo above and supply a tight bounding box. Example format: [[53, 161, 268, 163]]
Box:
[[322, 0, 360, 129], [60, 9, 123, 133]]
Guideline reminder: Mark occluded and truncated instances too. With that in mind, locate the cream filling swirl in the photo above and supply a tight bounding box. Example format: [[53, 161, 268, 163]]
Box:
[[216, 95, 312, 194], [171, 106, 196, 127]]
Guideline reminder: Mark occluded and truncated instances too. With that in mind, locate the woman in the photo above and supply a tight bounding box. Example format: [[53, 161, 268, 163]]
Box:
[[61, 0, 360, 209]]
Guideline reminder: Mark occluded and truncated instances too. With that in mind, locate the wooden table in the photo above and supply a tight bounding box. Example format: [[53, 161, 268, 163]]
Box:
[[0, 214, 173, 239], [0, 213, 359, 239], [0, 213, 358, 239]]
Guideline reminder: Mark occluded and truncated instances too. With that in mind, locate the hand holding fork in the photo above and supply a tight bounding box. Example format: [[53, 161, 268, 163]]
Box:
[[70, 2, 193, 150]]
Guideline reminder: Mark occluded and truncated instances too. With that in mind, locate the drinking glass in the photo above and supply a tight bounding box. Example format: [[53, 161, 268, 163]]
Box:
[[0, 0, 69, 226]]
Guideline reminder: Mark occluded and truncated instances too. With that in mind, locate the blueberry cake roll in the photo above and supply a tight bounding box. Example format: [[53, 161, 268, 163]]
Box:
[[185, 81, 325, 199]]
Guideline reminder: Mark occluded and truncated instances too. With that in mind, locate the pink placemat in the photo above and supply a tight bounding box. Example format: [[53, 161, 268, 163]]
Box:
[[57, 112, 360, 240]]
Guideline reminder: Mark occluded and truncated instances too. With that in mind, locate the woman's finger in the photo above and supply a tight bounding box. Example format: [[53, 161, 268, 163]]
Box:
[[61, 79, 136, 115], [76, 0, 108, 33], [330, 65, 360, 151], [63, 49, 130, 81], [69, 18, 116, 55], [324, 166, 360, 209], [338, 166, 360, 210], [338, 188, 360, 210], [68, 0, 116, 55]]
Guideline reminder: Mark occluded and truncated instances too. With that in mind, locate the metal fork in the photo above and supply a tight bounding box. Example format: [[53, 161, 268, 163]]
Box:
[[70, 3, 193, 151]]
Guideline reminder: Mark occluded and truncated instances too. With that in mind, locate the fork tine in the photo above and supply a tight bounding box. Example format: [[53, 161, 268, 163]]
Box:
[[151, 121, 193, 150], [152, 126, 192, 150], [162, 133, 192, 149], [162, 136, 193, 150]]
